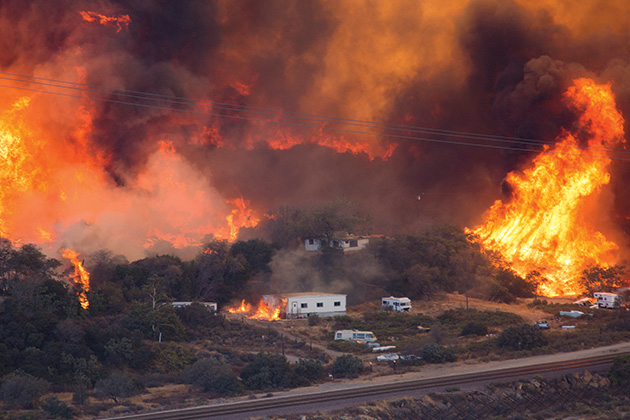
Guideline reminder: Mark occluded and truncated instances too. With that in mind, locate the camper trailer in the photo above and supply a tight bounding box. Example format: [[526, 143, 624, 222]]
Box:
[[594, 292, 621, 309], [334, 329, 377, 343], [381, 296, 412, 312]]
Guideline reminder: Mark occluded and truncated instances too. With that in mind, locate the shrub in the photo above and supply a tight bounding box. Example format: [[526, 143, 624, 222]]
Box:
[[460, 322, 488, 337], [151, 342, 195, 373], [240, 353, 295, 390], [420, 343, 455, 364], [609, 354, 630, 386], [182, 358, 242, 396], [41, 396, 75, 419], [94, 372, 144, 404], [331, 355, 363, 377], [498, 324, 546, 351], [294, 359, 326, 383], [308, 314, 321, 326], [0, 370, 50, 409]]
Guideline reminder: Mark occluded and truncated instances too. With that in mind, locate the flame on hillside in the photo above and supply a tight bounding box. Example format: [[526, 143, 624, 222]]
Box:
[[79, 11, 131, 33], [471, 79, 625, 296], [228, 298, 283, 321], [62, 248, 90, 309]]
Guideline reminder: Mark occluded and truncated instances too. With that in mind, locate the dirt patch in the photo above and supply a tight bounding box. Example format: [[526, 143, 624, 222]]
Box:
[[350, 293, 557, 324]]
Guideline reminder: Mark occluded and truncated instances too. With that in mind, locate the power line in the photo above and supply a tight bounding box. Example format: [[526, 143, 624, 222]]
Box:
[[1, 72, 629, 161], [0, 71, 558, 149]]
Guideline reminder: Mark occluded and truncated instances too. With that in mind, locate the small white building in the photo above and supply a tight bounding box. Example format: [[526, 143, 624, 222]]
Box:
[[171, 301, 217, 312], [335, 329, 377, 343], [594, 292, 621, 308], [263, 292, 346, 319], [382, 296, 412, 312], [304, 236, 370, 252]]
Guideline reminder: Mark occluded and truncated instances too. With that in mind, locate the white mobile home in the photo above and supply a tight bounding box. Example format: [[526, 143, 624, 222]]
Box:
[[263, 292, 346, 319], [335, 329, 377, 343], [382, 296, 412, 312], [594, 292, 621, 308]]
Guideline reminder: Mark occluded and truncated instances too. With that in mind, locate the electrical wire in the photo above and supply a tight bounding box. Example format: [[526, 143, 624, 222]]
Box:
[[1, 71, 629, 161]]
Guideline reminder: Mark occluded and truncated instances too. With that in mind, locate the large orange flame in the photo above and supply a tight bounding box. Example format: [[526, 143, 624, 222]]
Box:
[[62, 248, 90, 309], [227, 298, 283, 321], [471, 79, 625, 296]]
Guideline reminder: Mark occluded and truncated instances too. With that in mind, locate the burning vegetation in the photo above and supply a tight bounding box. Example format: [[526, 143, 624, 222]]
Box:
[[471, 79, 625, 296], [1, 0, 630, 299], [228, 298, 284, 321], [61, 248, 90, 309]]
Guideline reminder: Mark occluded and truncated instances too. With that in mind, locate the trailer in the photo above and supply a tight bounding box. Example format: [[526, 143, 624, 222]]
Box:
[[593, 292, 621, 309], [334, 329, 377, 343], [381, 296, 412, 312]]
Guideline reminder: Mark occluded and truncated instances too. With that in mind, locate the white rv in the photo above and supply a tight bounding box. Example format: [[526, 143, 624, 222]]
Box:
[[381, 296, 412, 312], [594, 292, 621, 309], [334, 329, 377, 343]]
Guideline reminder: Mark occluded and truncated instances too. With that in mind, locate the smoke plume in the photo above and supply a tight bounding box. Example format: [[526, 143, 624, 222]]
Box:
[[1, 0, 630, 263]]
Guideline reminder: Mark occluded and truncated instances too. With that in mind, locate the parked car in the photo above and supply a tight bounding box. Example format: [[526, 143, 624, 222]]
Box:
[[535, 321, 549, 329], [376, 353, 400, 362]]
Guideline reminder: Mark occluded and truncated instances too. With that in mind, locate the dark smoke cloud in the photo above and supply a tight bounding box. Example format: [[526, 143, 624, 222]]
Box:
[[3, 0, 630, 255]]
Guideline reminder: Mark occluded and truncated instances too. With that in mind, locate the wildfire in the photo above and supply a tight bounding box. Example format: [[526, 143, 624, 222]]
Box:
[[79, 11, 131, 33], [62, 248, 90, 309], [227, 298, 282, 321], [471, 79, 625, 296], [263, 128, 397, 161], [0, 98, 48, 240], [219, 198, 261, 242]]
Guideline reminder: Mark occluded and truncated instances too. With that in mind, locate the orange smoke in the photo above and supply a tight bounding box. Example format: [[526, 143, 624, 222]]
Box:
[[62, 248, 90, 309], [227, 299, 283, 321], [471, 79, 625, 296], [0, 94, 261, 259], [79, 11, 131, 33]]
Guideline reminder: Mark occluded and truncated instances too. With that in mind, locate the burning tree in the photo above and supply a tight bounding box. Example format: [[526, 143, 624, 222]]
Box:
[[471, 79, 625, 296]]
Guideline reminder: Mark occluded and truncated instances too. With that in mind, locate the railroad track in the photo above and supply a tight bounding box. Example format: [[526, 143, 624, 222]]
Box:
[[100, 353, 624, 420]]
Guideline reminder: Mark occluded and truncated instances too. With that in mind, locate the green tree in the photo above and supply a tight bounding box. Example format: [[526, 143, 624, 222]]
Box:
[[498, 324, 546, 351], [492, 268, 535, 302], [261, 205, 303, 248], [193, 240, 248, 304], [94, 372, 143, 404], [609, 354, 630, 387], [404, 264, 441, 300], [40, 396, 75, 419], [240, 353, 295, 390], [0, 370, 50, 409], [297, 197, 369, 249], [580, 265, 625, 295], [230, 239, 275, 273], [294, 359, 325, 383], [331, 355, 363, 378], [460, 322, 488, 337], [182, 358, 242, 395], [420, 343, 455, 364]]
